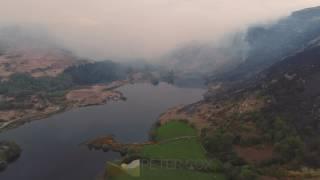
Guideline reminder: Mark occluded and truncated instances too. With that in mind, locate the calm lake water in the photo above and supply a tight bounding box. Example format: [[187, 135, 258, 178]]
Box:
[[0, 83, 205, 180]]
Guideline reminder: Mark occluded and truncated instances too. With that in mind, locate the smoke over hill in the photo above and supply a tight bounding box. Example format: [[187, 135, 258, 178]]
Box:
[[0, 0, 319, 60]]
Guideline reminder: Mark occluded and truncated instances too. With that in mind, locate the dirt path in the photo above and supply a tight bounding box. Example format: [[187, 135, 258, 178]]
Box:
[[158, 136, 197, 144]]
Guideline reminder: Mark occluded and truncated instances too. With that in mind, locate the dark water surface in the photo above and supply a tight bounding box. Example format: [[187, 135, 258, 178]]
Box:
[[0, 83, 205, 180]]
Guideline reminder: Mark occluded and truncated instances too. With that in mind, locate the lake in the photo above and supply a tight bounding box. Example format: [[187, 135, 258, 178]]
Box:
[[0, 83, 205, 180]]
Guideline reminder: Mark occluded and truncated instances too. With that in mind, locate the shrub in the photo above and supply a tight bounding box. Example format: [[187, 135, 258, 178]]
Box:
[[203, 129, 234, 158], [274, 136, 304, 162], [238, 165, 258, 180]]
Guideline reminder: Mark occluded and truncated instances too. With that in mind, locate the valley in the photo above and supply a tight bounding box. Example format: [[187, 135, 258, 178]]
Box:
[[1, 3, 320, 180]]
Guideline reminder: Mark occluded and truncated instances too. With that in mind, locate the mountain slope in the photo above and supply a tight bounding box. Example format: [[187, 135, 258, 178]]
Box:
[[160, 38, 320, 179], [259, 45, 320, 136], [0, 47, 79, 79], [212, 6, 320, 84], [0, 27, 83, 79], [159, 7, 320, 178], [159, 35, 247, 78]]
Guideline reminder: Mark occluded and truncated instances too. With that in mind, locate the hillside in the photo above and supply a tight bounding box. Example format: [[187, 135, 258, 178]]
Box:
[[211, 6, 320, 84], [158, 6, 320, 88], [0, 27, 85, 79], [159, 37, 246, 77], [159, 6, 320, 179], [0, 47, 81, 79]]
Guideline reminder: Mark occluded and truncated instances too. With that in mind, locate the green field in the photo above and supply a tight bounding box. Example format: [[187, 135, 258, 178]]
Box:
[[111, 168, 226, 180], [107, 121, 226, 180], [154, 121, 197, 141], [141, 121, 206, 160], [141, 138, 206, 160]]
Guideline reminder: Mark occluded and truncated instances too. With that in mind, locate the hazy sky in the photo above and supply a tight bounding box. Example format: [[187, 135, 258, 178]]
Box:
[[0, 0, 319, 59]]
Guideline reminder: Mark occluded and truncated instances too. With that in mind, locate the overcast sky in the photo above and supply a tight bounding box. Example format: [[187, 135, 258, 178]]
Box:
[[0, 0, 319, 59]]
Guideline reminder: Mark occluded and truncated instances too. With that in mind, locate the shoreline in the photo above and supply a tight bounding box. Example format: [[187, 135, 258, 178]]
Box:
[[0, 80, 130, 133]]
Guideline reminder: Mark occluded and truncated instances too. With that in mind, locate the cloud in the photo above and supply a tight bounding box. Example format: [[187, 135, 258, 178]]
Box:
[[0, 0, 319, 59]]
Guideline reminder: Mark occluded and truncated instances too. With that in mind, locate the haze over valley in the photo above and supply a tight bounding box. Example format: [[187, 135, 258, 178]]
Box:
[[1, 1, 320, 180]]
